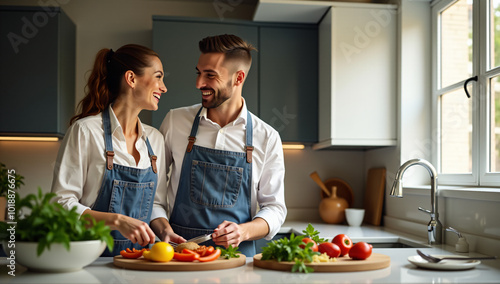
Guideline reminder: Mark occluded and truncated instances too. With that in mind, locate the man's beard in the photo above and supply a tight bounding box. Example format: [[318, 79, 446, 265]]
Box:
[[201, 80, 232, 109]]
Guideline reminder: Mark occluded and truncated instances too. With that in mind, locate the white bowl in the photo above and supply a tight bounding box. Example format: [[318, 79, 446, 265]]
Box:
[[345, 208, 365, 226], [3, 240, 106, 272]]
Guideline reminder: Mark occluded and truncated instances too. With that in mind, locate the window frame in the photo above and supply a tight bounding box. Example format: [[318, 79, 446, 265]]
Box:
[[432, 0, 500, 186]]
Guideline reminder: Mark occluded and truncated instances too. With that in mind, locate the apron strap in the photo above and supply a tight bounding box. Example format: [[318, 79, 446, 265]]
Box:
[[185, 106, 254, 164], [186, 107, 203, 153], [245, 111, 253, 163], [145, 137, 157, 173], [103, 107, 115, 170]]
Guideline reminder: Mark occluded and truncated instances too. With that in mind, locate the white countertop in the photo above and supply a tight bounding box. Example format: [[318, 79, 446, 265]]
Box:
[[2, 222, 500, 284]]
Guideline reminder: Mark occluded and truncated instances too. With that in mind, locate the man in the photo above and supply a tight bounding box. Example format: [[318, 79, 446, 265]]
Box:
[[156, 34, 286, 256]]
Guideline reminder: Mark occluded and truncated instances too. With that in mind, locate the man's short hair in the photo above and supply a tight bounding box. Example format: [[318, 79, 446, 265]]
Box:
[[199, 34, 257, 70]]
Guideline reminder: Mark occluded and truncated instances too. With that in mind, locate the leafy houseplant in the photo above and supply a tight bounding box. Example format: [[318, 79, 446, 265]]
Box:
[[1, 188, 113, 256], [0, 163, 24, 221]]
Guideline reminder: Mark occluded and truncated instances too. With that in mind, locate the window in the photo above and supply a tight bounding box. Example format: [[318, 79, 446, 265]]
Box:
[[433, 0, 500, 186]]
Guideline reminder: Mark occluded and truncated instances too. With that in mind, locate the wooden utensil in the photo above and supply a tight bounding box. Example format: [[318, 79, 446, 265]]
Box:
[[322, 178, 354, 206], [113, 254, 246, 271], [253, 253, 390, 272], [319, 186, 349, 224], [309, 171, 331, 197], [363, 168, 386, 226]]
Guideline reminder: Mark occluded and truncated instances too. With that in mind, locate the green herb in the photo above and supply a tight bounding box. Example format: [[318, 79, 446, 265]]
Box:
[[0, 162, 24, 196], [302, 223, 327, 244], [1, 188, 113, 256], [261, 233, 319, 273], [219, 244, 241, 259]]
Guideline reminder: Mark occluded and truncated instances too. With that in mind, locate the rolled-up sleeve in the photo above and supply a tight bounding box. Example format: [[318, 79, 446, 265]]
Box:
[[254, 131, 287, 240], [51, 123, 91, 216]]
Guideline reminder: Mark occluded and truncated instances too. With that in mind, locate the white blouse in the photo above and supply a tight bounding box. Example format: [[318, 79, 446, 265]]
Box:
[[51, 105, 168, 222]]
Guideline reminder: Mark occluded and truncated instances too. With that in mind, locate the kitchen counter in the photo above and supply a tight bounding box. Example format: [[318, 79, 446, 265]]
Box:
[[1, 222, 500, 283]]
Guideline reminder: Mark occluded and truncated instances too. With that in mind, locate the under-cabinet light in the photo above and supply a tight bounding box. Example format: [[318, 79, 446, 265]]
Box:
[[0, 136, 60, 142], [282, 144, 305, 150]]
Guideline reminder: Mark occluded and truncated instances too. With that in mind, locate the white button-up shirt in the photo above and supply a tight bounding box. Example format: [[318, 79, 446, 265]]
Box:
[[51, 106, 168, 221], [159, 102, 287, 240]]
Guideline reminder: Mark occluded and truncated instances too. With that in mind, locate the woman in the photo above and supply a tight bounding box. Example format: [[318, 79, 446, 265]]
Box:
[[51, 44, 184, 256]]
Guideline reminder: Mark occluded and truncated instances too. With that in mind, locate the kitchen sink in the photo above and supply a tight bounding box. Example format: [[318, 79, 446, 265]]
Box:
[[255, 231, 429, 253]]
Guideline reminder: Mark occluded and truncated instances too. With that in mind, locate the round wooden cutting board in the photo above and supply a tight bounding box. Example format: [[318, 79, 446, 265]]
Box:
[[253, 253, 390, 272], [113, 254, 246, 271]]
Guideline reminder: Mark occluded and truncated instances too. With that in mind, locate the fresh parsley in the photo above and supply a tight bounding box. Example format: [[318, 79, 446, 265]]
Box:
[[302, 223, 328, 244], [219, 244, 241, 259], [0, 188, 113, 256], [261, 232, 319, 273]]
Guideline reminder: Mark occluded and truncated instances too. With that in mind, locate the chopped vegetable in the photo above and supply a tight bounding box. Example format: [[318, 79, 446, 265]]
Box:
[[199, 248, 221, 262], [174, 251, 200, 262], [120, 249, 144, 259]]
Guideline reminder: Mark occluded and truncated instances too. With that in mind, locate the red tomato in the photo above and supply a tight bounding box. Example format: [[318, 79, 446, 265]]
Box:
[[332, 234, 353, 256], [318, 242, 341, 258], [299, 238, 318, 252], [349, 242, 373, 260]]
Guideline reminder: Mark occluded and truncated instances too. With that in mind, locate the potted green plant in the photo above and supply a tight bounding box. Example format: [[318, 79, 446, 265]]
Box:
[[0, 163, 24, 221], [0, 188, 114, 272]]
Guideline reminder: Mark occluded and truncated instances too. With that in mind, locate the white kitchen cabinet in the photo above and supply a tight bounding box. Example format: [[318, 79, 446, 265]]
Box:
[[314, 5, 397, 149]]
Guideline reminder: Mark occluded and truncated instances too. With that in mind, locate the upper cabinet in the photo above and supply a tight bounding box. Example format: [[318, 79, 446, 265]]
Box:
[[152, 17, 318, 143], [259, 25, 318, 143], [254, 1, 398, 149], [315, 5, 397, 149], [0, 6, 75, 138]]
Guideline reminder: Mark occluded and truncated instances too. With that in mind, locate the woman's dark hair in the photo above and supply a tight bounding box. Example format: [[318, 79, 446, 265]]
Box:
[[70, 44, 159, 125]]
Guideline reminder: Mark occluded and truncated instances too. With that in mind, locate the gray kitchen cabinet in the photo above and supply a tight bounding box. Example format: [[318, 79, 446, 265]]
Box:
[[254, 1, 398, 149], [259, 26, 318, 143], [151, 17, 259, 128], [151, 16, 318, 143], [0, 6, 75, 138]]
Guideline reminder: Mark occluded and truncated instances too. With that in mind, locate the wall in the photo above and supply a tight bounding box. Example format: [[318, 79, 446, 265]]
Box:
[[0, 0, 366, 222]]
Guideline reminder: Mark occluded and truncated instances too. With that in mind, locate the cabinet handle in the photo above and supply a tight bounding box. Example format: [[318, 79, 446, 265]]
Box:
[[464, 76, 478, 98]]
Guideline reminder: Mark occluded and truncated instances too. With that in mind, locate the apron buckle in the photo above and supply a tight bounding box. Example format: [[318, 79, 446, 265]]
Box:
[[106, 151, 115, 170], [151, 155, 158, 173], [186, 136, 196, 153], [245, 146, 254, 163]]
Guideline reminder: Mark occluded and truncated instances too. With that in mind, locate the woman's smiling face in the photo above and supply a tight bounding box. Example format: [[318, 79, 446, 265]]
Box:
[[134, 56, 167, 111]]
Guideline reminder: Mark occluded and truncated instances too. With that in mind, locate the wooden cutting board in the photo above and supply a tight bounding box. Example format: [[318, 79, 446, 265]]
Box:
[[253, 253, 390, 272], [363, 168, 386, 226], [113, 254, 246, 271]]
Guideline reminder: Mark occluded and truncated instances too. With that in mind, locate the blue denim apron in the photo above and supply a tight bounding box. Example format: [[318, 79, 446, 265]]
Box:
[[92, 107, 158, 256], [169, 107, 256, 257]]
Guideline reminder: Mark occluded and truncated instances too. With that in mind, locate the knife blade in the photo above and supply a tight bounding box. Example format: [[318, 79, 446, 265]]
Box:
[[185, 233, 212, 245]]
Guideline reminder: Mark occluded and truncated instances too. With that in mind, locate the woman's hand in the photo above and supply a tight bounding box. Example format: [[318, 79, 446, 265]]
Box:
[[115, 214, 156, 247]]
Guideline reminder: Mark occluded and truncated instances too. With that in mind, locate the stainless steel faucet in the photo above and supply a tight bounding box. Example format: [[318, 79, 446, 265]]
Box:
[[390, 158, 443, 244]]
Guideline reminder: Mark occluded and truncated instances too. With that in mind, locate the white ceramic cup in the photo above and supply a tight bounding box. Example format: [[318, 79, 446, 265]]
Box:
[[345, 208, 365, 226]]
